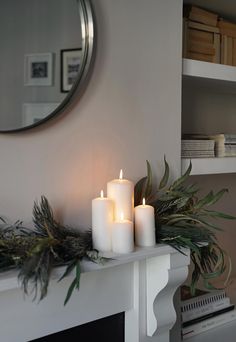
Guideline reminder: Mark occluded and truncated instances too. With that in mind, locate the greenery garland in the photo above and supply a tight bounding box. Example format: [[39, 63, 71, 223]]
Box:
[[0, 159, 234, 304], [134, 159, 235, 293]]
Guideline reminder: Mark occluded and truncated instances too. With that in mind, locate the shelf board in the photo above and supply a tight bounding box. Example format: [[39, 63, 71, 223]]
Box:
[[181, 157, 236, 175], [182, 319, 236, 342], [182, 59, 236, 92]]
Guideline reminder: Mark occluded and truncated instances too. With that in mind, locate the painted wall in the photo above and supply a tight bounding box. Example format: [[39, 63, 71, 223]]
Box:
[[0, 0, 182, 229]]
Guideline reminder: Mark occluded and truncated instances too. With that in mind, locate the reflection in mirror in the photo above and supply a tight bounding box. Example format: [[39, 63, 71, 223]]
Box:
[[0, 0, 94, 132]]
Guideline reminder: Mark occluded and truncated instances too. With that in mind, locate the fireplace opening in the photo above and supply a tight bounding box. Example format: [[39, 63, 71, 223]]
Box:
[[30, 312, 124, 342]]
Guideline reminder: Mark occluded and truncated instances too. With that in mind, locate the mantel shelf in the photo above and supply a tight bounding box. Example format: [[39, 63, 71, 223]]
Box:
[[181, 157, 236, 176], [182, 59, 236, 92], [0, 244, 179, 293], [0, 244, 190, 342]]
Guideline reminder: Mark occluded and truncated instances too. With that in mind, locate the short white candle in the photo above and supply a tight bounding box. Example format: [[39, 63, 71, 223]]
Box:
[[112, 212, 134, 254], [107, 169, 134, 221], [134, 198, 156, 247], [92, 190, 114, 252]]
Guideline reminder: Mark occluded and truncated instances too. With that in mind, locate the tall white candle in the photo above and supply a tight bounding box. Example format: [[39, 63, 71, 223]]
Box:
[[134, 198, 156, 247], [107, 169, 134, 221], [112, 212, 134, 254], [92, 190, 114, 252]]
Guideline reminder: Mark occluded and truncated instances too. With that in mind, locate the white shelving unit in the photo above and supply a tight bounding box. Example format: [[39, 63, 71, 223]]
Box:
[[182, 59, 236, 175], [181, 1, 236, 340], [181, 157, 236, 175], [185, 319, 236, 342], [183, 58, 236, 84]]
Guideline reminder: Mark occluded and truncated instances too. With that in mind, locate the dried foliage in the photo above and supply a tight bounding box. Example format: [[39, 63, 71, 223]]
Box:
[[0, 197, 100, 305], [134, 158, 235, 293]]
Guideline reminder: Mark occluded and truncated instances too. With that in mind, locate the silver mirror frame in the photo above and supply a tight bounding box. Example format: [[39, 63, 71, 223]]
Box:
[[1, 0, 95, 133]]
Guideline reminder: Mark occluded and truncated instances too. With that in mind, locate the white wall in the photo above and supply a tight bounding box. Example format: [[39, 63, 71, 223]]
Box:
[[0, 0, 182, 228]]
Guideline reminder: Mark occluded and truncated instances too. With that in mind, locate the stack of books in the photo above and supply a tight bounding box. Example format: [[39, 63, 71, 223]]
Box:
[[181, 137, 215, 158], [181, 285, 236, 339], [182, 134, 236, 158]]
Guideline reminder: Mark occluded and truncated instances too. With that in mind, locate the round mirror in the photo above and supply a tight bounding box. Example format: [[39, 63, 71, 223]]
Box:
[[0, 0, 95, 132]]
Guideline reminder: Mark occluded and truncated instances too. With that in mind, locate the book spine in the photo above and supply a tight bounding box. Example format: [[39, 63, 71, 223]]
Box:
[[182, 310, 236, 339], [182, 304, 234, 326], [182, 297, 230, 322], [181, 289, 227, 309]]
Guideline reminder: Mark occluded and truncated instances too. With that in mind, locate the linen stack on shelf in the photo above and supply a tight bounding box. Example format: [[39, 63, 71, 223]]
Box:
[[182, 134, 236, 158], [181, 285, 236, 339], [181, 136, 215, 158]]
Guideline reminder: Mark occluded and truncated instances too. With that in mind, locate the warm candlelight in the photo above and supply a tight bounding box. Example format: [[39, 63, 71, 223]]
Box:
[[134, 198, 156, 247], [92, 190, 114, 252], [107, 170, 134, 221], [112, 212, 134, 254]]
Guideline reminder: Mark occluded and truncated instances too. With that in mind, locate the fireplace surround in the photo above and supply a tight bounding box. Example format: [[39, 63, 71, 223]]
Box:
[[0, 245, 190, 342]]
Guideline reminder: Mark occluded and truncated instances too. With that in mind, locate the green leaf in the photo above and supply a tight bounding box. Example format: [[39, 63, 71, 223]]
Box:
[[64, 278, 77, 306], [159, 156, 169, 190], [134, 177, 148, 206], [194, 191, 214, 210], [75, 262, 81, 289], [145, 160, 152, 198], [170, 161, 192, 191], [207, 189, 228, 206], [204, 210, 236, 220], [58, 259, 77, 282]]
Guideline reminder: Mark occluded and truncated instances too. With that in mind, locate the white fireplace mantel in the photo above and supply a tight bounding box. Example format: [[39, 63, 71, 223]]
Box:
[[0, 244, 190, 342]]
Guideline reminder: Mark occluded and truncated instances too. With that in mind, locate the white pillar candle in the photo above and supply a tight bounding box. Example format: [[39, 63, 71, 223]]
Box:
[[134, 198, 156, 247], [112, 213, 134, 254], [107, 169, 134, 221], [92, 190, 114, 252]]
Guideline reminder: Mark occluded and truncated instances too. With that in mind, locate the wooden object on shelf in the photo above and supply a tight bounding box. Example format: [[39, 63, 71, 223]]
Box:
[[233, 38, 236, 66], [184, 5, 218, 27], [183, 19, 220, 63], [188, 21, 220, 34], [218, 19, 236, 39], [221, 35, 233, 65]]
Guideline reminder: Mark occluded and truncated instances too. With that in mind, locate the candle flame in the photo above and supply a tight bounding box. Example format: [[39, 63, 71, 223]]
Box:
[[142, 198, 146, 205], [120, 212, 124, 221], [119, 169, 123, 180], [100, 190, 104, 198]]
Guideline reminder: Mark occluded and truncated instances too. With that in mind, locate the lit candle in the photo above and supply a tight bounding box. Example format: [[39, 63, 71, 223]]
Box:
[[107, 169, 134, 221], [92, 190, 114, 252], [134, 198, 156, 247], [112, 212, 134, 254]]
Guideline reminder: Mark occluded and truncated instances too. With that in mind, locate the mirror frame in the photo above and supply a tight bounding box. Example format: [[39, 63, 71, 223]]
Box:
[[0, 0, 95, 133]]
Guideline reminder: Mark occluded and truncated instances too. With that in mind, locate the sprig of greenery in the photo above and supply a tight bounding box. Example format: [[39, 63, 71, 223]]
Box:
[[134, 159, 235, 294], [0, 197, 100, 305]]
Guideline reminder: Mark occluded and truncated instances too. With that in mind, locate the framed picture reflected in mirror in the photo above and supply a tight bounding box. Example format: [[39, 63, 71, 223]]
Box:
[[60, 48, 82, 93], [24, 53, 53, 86]]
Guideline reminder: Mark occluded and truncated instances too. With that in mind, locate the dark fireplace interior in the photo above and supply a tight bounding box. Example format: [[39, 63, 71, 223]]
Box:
[[30, 312, 124, 342]]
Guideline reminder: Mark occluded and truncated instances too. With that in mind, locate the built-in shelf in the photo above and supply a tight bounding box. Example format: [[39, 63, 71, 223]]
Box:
[[182, 59, 236, 92], [181, 157, 236, 176], [183, 319, 236, 342]]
